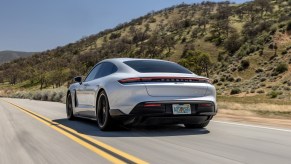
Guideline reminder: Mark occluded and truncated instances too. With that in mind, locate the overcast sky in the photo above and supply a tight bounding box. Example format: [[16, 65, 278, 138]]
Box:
[[0, 0, 249, 52]]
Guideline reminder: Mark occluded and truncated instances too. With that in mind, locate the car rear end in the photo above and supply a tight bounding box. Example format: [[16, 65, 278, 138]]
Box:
[[107, 59, 217, 126]]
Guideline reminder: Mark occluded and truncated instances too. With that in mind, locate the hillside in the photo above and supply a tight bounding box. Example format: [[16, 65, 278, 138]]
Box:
[[0, 0, 291, 101], [0, 51, 35, 64]]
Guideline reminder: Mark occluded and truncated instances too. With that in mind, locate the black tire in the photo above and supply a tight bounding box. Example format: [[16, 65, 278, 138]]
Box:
[[184, 120, 210, 129], [96, 91, 114, 131], [66, 92, 76, 120]]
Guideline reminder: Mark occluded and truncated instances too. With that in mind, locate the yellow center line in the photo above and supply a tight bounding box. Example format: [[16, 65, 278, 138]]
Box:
[[1, 99, 148, 164]]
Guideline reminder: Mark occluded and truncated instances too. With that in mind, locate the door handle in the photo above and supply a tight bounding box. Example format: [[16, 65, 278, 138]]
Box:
[[83, 84, 89, 87]]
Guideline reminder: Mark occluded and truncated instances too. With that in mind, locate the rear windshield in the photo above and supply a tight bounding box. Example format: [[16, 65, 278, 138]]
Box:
[[124, 60, 192, 74]]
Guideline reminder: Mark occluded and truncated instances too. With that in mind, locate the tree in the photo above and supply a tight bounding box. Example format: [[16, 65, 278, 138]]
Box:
[[144, 32, 163, 58], [129, 26, 150, 45], [254, 0, 272, 18], [224, 32, 242, 54], [161, 35, 175, 54], [180, 50, 212, 77]]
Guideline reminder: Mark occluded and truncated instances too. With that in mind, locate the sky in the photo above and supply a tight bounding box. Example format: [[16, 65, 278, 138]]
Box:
[[0, 0, 249, 52]]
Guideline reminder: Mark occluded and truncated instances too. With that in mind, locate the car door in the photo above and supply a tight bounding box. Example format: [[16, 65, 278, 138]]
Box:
[[75, 64, 102, 116]]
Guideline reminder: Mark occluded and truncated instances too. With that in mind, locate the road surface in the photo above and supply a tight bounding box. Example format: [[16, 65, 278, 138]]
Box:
[[1, 98, 291, 164]]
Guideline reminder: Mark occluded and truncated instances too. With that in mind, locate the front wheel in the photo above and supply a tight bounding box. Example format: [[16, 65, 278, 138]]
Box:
[[184, 120, 210, 129], [66, 92, 76, 120], [96, 91, 114, 131]]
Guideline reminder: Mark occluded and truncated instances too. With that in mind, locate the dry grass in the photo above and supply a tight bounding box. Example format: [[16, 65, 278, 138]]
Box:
[[219, 101, 291, 112], [218, 101, 291, 119]]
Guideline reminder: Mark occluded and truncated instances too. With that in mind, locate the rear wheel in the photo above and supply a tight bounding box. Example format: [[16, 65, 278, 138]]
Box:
[[96, 91, 114, 131], [184, 120, 210, 129], [66, 92, 75, 120]]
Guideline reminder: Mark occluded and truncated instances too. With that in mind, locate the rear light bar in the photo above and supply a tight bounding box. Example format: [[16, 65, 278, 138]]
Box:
[[144, 103, 162, 107], [198, 103, 213, 107], [118, 77, 211, 84]]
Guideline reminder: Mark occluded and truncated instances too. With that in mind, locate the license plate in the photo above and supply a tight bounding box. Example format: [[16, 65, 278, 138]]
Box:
[[172, 104, 191, 115]]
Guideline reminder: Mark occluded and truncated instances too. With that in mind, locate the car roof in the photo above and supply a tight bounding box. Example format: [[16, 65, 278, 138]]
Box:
[[101, 58, 173, 63]]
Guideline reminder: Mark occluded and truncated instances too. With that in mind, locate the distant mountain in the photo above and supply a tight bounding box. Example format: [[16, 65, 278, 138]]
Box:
[[0, 51, 36, 64]]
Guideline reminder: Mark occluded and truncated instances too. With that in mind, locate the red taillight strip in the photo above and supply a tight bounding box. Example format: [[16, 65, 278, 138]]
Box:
[[198, 103, 212, 107], [144, 103, 162, 107], [118, 77, 211, 84], [118, 78, 141, 83]]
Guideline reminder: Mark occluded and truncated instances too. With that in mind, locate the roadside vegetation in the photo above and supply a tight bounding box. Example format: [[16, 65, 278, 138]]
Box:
[[1, 87, 67, 103]]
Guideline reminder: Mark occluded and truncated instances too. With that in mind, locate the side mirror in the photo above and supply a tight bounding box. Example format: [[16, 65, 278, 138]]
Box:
[[74, 76, 82, 83]]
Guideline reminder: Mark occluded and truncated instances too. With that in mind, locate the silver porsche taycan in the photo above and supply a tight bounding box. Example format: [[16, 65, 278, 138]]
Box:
[[66, 58, 217, 131]]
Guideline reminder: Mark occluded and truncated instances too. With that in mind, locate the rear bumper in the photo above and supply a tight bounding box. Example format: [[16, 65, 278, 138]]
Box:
[[109, 101, 217, 125]]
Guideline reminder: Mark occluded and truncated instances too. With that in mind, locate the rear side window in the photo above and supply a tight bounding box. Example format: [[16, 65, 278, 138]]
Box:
[[124, 60, 192, 74], [84, 64, 102, 82], [97, 62, 118, 78]]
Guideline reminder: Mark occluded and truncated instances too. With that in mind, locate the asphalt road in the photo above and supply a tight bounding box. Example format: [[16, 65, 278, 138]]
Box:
[[1, 98, 291, 164]]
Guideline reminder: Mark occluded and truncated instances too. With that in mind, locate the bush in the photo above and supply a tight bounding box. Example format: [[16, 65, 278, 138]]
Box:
[[240, 60, 250, 69], [267, 91, 282, 98], [275, 63, 288, 74], [220, 77, 225, 82], [230, 88, 241, 95], [212, 79, 219, 84], [149, 17, 156, 23], [281, 50, 287, 55], [256, 89, 265, 94], [260, 77, 266, 82], [109, 33, 121, 40], [41, 92, 49, 101], [227, 76, 235, 82], [217, 82, 223, 86], [250, 89, 256, 93], [224, 32, 242, 54], [235, 78, 241, 82], [270, 26, 277, 35], [255, 68, 263, 73], [33, 92, 42, 100]]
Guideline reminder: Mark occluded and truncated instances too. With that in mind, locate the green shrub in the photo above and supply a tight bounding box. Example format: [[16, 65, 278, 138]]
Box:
[[230, 88, 241, 95], [260, 77, 266, 82], [217, 82, 223, 86], [270, 26, 277, 35], [212, 79, 218, 84], [250, 89, 256, 93], [278, 23, 285, 29], [267, 91, 282, 98], [256, 89, 265, 94], [256, 68, 263, 73], [109, 33, 121, 40], [220, 77, 225, 82], [281, 50, 288, 55], [275, 63, 288, 74], [235, 78, 241, 82], [227, 76, 235, 82], [240, 60, 250, 69]]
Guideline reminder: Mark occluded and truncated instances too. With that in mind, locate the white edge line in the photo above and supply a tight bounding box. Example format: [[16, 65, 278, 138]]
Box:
[[212, 120, 291, 133]]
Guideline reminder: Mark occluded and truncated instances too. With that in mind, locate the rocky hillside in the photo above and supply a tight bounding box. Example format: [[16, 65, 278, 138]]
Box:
[[0, 0, 291, 100], [0, 51, 35, 64]]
